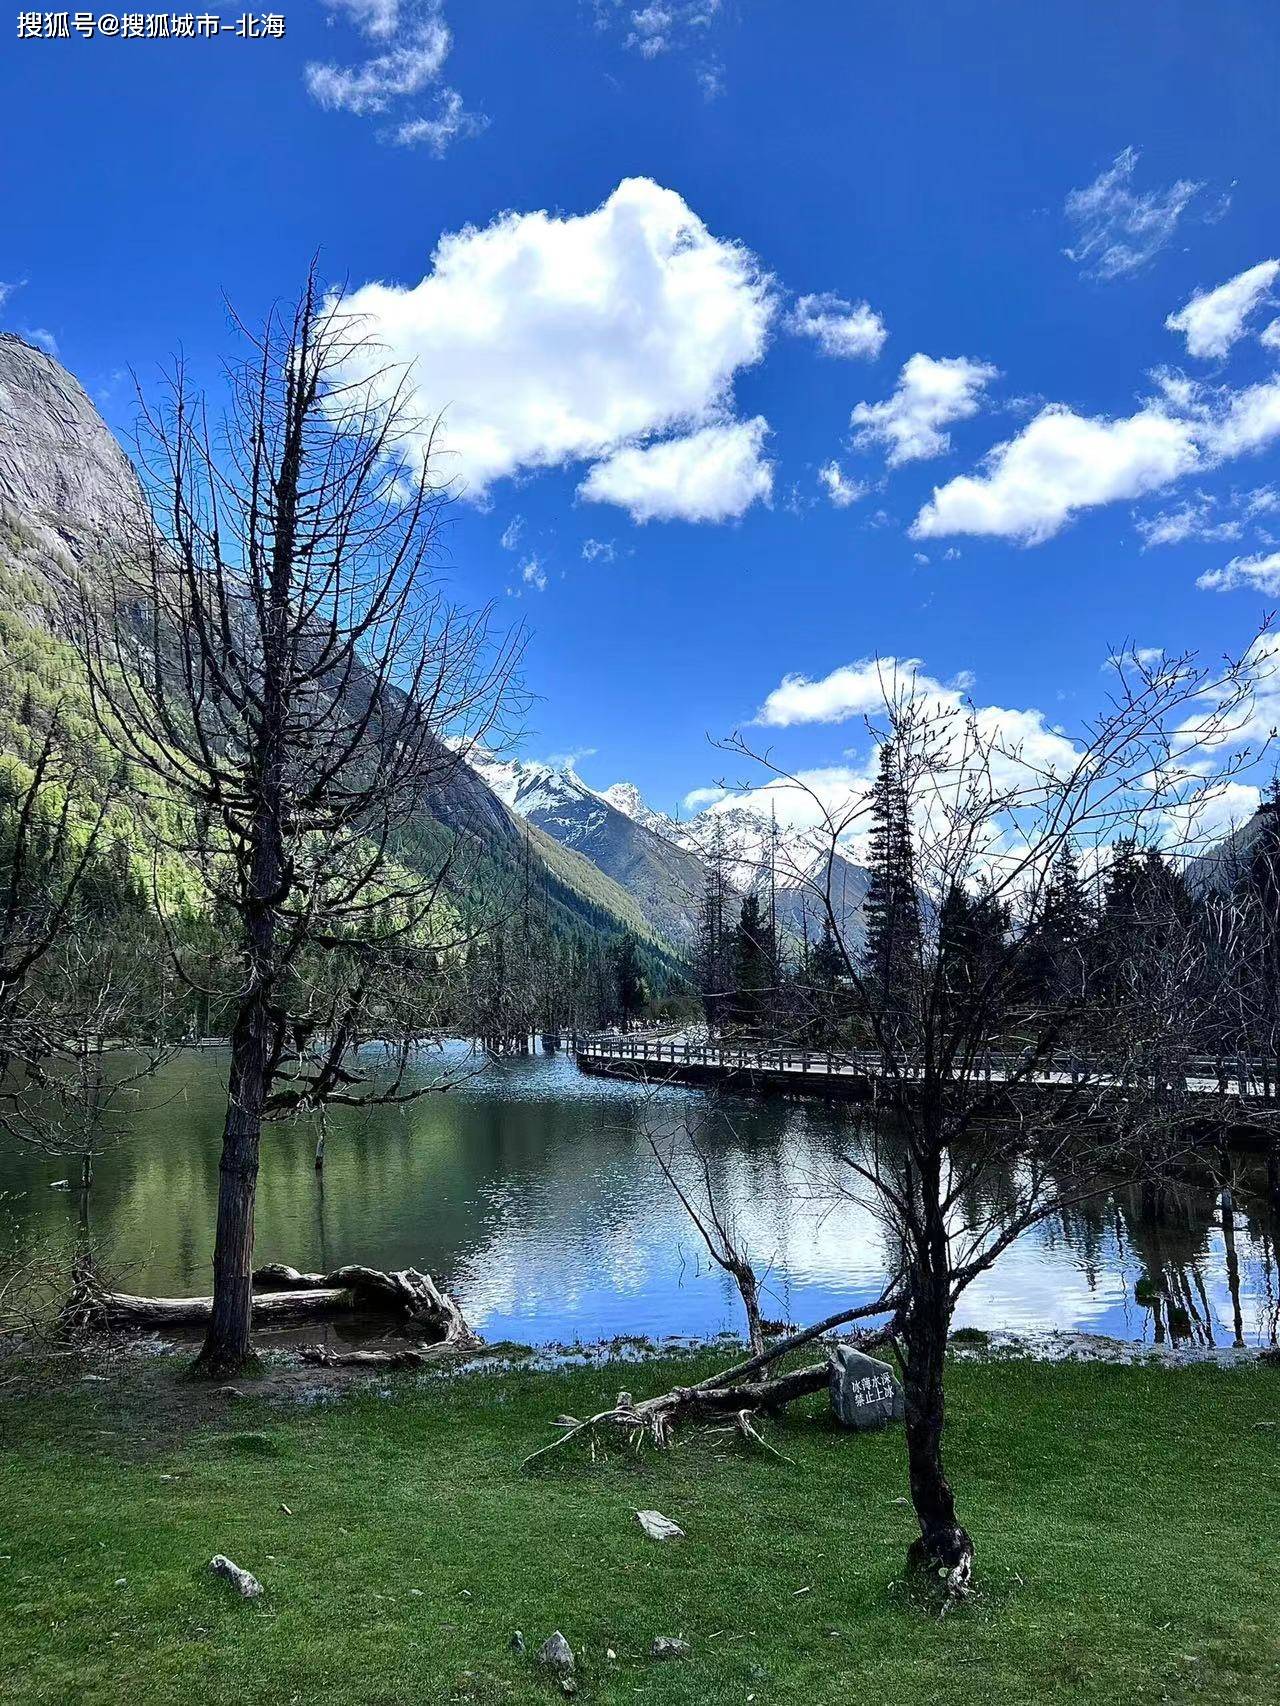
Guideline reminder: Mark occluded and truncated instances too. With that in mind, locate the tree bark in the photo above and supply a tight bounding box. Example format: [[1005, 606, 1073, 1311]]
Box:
[[729, 1256, 766, 1357], [900, 1278, 973, 1590], [193, 1020, 267, 1377]]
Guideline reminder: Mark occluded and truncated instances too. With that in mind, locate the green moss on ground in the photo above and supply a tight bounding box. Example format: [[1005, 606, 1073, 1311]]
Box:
[[1, 1351, 1277, 1704]]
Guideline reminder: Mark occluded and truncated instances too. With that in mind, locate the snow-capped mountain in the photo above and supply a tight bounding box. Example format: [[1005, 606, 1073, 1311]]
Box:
[[471, 752, 872, 954], [606, 790, 873, 949], [467, 753, 709, 949]]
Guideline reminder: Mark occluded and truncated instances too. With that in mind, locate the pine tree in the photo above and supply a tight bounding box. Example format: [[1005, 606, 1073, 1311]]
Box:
[[860, 739, 921, 1039], [613, 934, 647, 1031], [695, 821, 733, 1032], [731, 890, 774, 1035], [807, 914, 847, 1046], [1027, 841, 1093, 1007], [938, 883, 1008, 1012]]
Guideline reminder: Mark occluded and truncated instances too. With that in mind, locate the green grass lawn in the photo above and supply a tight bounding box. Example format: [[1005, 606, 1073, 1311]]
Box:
[[1, 1350, 1278, 1705]]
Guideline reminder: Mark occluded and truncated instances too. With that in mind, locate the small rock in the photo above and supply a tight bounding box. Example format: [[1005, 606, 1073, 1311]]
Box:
[[409, 1589, 423, 1598], [217, 1386, 244, 1401], [651, 1636, 690, 1660], [49, 1180, 70, 1191], [209, 1554, 263, 1599], [114, 1577, 127, 1588], [537, 1632, 575, 1674], [606, 1648, 617, 1661], [636, 1509, 684, 1542], [509, 1630, 525, 1653]]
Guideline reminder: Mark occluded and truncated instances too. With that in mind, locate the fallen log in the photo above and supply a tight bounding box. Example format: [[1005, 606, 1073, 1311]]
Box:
[[61, 1260, 475, 1347], [297, 1342, 469, 1370], [522, 1321, 892, 1470]]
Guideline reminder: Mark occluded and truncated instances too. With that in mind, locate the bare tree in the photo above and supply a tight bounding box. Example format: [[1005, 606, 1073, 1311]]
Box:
[[703, 640, 1274, 1590], [77, 272, 521, 1377], [2, 932, 175, 1192], [643, 1102, 771, 1355]]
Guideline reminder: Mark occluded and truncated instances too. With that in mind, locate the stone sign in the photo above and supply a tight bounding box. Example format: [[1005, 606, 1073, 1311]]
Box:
[[828, 1345, 905, 1430]]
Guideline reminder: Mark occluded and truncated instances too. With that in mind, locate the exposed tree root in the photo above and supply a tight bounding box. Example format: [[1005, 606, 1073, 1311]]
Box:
[[907, 1524, 976, 1606]]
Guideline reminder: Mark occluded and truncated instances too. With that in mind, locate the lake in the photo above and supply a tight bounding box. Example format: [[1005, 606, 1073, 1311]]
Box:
[[2, 1043, 1277, 1350]]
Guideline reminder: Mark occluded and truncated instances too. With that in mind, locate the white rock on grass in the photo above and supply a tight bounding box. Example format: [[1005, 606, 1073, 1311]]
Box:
[[537, 1631, 575, 1674], [651, 1636, 691, 1660], [208, 1555, 263, 1599], [636, 1509, 684, 1542]]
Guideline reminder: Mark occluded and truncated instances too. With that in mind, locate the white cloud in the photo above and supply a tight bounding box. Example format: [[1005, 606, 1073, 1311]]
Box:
[[788, 292, 887, 360], [581, 537, 616, 562], [913, 402, 1200, 545], [305, 0, 482, 154], [696, 59, 724, 100], [1136, 496, 1241, 548], [520, 554, 548, 592], [1261, 318, 1280, 352], [0, 279, 23, 311], [306, 3, 451, 114], [818, 461, 865, 509], [19, 326, 58, 356], [731, 660, 1085, 859], [756, 657, 926, 727], [499, 516, 524, 551], [1197, 550, 1280, 594], [339, 178, 774, 504], [1200, 373, 1280, 460], [605, 0, 726, 70], [851, 353, 997, 467], [1063, 146, 1201, 280], [578, 416, 772, 523], [683, 785, 728, 811], [1165, 259, 1280, 360], [324, 0, 402, 36], [388, 88, 487, 152], [626, 3, 672, 53]]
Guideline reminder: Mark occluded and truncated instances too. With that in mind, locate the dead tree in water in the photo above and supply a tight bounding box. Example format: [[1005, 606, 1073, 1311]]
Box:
[[690, 639, 1272, 1592], [642, 1103, 771, 1355], [78, 272, 520, 1377]]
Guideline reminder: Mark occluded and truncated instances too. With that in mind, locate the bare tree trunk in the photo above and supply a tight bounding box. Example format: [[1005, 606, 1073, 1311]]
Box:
[[900, 1284, 973, 1588], [731, 1256, 766, 1357], [1221, 1182, 1245, 1348], [193, 1004, 267, 1377]]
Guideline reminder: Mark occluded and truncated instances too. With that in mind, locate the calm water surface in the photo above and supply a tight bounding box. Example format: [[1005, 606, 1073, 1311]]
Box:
[[2, 1043, 1277, 1348]]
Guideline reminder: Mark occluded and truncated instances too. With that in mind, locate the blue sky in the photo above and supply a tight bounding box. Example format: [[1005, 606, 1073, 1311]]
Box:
[[4, 0, 1280, 818]]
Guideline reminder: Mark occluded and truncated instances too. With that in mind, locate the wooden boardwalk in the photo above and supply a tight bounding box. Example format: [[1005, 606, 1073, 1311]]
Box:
[[572, 1030, 1278, 1114]]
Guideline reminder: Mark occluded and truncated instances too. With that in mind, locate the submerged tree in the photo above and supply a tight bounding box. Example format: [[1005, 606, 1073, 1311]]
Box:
[[79, 274, 520, 1376]]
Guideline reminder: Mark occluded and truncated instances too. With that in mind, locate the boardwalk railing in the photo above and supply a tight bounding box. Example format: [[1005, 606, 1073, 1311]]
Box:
[[570, 1031, 1278, 1103]]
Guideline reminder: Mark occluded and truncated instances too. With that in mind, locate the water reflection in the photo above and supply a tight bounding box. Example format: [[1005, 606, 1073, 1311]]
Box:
[[1, 1045, 1277, 1348]]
